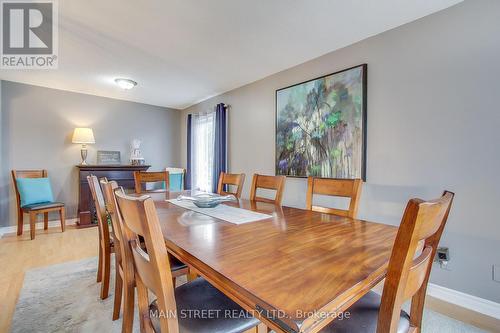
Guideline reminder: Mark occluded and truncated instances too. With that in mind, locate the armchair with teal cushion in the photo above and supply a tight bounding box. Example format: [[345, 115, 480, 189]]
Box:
[[11, 170, 65, 240]]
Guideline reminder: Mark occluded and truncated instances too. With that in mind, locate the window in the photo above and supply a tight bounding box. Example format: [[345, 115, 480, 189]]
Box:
[[187, 103, 227, 193], [190, 112, 215, 192]]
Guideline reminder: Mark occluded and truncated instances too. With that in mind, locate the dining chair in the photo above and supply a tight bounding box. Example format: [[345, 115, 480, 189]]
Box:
[[11, 169, 65, 240], [102, 180, 189, 331], [99, 178, 129, 324], [320, 191, 455, 333], [217, 172, 245, 198], [134, 171, 169, 194], [306, 177, 362, 218], [114, 189, 264, 333], [165, 167, 186, 191], [87, 175, 115, 301], [249, 174, 286, 205]]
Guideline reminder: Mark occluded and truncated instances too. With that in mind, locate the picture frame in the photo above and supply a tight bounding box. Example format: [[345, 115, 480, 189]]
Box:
[[96, 150, 121, 165], [275, 64, 367, 180]]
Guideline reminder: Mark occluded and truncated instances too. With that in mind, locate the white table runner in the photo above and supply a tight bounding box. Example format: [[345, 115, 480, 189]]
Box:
[[167, 199, 272, 225]]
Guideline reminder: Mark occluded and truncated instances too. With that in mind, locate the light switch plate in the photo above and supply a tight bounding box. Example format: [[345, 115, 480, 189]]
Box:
[[493, 265, 500, 283]]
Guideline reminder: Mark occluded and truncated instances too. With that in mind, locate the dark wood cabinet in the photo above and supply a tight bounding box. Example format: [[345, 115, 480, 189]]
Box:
[[76, 165, 150, 228]]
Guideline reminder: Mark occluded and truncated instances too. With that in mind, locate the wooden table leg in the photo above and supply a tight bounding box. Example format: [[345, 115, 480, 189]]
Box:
[[44, 212, 49, 230]]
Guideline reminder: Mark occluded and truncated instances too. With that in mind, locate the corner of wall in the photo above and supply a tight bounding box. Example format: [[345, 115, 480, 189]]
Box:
[[0, 80, 8, 227]]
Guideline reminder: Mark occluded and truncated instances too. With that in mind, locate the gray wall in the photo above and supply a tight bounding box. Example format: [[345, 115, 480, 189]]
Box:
[[181, 0, 500, 302], [0, 80, 6, 225], [0, 81, 181, 226]]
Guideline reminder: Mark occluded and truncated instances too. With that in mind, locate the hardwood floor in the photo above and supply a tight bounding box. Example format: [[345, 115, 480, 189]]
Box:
[[1, 225, 498, 332], [0, 225, 98, 332]]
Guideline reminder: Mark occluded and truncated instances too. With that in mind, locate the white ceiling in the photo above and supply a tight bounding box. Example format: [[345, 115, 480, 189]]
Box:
[[0, 0, 462, 109]]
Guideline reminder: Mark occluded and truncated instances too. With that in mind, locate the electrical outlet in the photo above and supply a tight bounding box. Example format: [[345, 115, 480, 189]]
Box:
[[435, 247, 450, 262], [493, 265, 500, 283], [434, 247, 450, 270]]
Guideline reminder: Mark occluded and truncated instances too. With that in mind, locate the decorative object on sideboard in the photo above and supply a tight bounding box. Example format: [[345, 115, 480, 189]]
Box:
[[276, 64, 367, 180], [130, 139, 145, 165], [96, 150, 121, 165], [72, 128, 95, 165]]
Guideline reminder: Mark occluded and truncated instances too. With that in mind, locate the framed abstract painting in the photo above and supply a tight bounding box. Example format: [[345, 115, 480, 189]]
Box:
[[275, 64, 367, 180]]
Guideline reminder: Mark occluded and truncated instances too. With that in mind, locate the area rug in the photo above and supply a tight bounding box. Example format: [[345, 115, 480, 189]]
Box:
[[11, 256, 139, 332], [11, 257, 486, 332]]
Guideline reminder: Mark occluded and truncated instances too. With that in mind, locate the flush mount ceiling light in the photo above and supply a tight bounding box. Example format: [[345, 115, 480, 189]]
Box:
[[114, 78, 137, 90]]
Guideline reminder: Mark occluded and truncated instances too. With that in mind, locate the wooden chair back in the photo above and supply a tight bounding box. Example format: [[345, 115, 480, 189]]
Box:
[[378, 191, 454, 333], [101, 180, 138, 285], [217, 172, 245, 198], [87, 175, 112, 249], [249, 174, 286, 205], [114, 189, 178, 333], [134, 171, 169, 194], [306, 177, 362, 218], [11, 169, 48, 210], [100, 179, 122, 244]]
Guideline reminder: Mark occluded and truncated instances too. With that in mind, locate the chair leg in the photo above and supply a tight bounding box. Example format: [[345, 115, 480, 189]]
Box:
[[112, 263, 123, 320], [100, 246, 111, 299], [29, 212, 37, 240], [59, 207, 65, 232], [136, 277, 151, 333], [257, 323, 271, 333], [17, 210, 23, 236], [122, 282, 135, 333], [44, 212, 49, 230], [97, 244, 103, 283], [244, 324, 268, 333], [187, 268, 198, 281], [257, 323, 268, 333]]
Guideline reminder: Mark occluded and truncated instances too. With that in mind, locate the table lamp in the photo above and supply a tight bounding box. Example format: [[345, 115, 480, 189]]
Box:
[[72, 128, 95, 165]]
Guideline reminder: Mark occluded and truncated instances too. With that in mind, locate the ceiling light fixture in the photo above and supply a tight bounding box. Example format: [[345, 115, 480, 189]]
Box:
[[114, 78, 137, 90]]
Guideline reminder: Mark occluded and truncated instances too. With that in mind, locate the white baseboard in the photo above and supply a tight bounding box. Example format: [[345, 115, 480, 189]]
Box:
[[373, 281, 500, 320], [427, 283, 500, 320], [0, 218, 78, 238]]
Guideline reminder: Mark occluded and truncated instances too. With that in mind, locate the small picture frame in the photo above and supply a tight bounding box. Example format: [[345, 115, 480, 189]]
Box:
[[97, 150, 121, 165]]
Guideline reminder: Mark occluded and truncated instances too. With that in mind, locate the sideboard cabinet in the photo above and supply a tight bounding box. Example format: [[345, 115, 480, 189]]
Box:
[[76, 165, 150, 227]]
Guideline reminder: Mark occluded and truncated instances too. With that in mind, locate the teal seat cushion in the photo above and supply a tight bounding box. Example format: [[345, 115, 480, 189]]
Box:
[[16, 178, 55, 207], [165, 173, 184, 191]]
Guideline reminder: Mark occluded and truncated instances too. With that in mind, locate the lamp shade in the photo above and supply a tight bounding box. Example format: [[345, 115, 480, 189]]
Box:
[[72, 128, 95, 144]]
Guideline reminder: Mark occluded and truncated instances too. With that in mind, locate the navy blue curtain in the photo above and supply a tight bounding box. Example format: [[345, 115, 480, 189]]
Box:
[[212, 103, 227, 193], [186, 114, 192, 190]]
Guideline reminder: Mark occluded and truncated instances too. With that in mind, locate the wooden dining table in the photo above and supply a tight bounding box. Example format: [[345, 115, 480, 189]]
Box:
[[148, 190, 398, 333]]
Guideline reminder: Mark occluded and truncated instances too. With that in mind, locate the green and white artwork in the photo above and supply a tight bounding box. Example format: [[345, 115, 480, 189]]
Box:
[[276, 64, 366, 179]]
